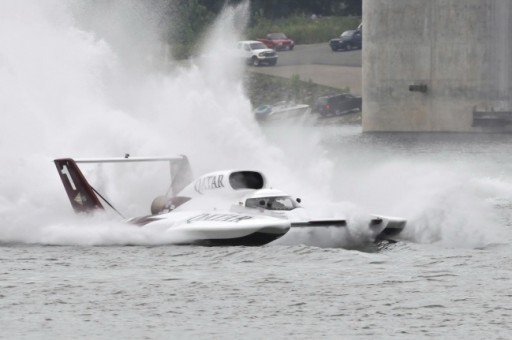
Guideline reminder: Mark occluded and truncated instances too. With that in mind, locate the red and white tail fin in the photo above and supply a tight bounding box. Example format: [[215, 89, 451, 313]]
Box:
[[54, 158, 104, 213], [54, 155, 193, 215]]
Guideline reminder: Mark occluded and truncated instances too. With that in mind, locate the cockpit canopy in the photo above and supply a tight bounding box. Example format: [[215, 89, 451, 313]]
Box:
[[245, 196, 299, 211], [178, 170, 267, 197], [229, 171, 265, 190]]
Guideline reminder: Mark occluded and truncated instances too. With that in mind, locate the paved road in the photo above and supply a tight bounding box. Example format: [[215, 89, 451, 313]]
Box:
[[277, 43, 362, 67], [251, 43, 363, 94]]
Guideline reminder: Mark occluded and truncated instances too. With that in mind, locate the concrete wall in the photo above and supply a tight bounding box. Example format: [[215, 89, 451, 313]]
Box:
[[362, 0, 512, 132]]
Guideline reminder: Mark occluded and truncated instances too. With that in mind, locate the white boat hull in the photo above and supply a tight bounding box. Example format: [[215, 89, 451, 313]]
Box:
[[128, 211, 291, 246], [254, 102, 310, 121]]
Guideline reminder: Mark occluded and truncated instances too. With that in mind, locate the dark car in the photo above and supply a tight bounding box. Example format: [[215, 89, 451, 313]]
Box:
[[314, 94, 362, 116], [329, 29, 362, 51]]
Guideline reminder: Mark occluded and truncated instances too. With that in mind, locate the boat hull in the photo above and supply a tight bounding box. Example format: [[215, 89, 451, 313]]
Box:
[[193, 226, 289, 246], [129, 212, 290, 246], [254, 103, 310, 121], [371, 215, 407, 241]]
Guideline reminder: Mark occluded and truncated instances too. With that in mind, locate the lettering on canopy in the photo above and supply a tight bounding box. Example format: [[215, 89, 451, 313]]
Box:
[[187, 213, 253, 223], [194, 175, 225, 194]]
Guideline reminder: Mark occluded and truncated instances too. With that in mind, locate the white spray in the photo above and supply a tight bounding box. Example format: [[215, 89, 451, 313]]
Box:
[[0, 0, 338, 245], [1, 1, 509, 249]]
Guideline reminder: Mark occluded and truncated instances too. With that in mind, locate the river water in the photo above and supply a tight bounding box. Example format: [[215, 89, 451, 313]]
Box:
[[2, 1, 512, 339], [2, 126, 512, 339]]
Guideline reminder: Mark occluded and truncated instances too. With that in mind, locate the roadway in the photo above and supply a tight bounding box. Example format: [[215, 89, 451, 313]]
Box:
[[250, 43, 363, 95]]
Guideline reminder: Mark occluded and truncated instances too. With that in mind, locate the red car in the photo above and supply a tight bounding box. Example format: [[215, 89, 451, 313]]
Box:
[[257, 32, 295, 51]]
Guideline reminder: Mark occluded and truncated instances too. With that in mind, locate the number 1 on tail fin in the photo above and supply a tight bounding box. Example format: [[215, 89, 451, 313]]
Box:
[[54, 158, 104, 213]]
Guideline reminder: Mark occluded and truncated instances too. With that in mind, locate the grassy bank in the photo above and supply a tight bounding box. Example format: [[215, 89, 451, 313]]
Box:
[[246, 15, 361, 44], [171, 15, 361, 59], [245, 72, 348, 107]]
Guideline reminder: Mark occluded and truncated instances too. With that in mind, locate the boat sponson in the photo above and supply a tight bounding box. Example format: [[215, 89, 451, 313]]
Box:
[[376, 220, 406, 240]]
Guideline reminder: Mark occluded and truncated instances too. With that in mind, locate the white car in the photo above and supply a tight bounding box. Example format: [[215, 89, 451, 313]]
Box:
[[237, 40, 278, 66]]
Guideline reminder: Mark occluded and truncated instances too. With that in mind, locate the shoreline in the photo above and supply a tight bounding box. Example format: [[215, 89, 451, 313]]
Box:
[[250, 64, 362, 96]]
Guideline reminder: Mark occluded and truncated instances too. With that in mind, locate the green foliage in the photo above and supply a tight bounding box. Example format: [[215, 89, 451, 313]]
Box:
[[165, 1, 361, 57], [169, 0, 216, 59], [246, 15, 361, 44], [246, 0, 361, 19]]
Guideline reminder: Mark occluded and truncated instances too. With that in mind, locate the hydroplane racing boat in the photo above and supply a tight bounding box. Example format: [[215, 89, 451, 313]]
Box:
[[54, 157, 290, 246], [54, 155, 406, 247]]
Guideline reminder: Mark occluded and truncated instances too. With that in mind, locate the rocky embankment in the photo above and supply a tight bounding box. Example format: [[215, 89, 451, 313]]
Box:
[[245, 72, 362, 125], [245, 44, 363, 125]]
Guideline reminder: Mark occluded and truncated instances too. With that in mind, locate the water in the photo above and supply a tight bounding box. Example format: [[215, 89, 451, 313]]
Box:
[[2, 236, 512, 338], [2, 130, 512, 339], [2, 1, 512, 339]]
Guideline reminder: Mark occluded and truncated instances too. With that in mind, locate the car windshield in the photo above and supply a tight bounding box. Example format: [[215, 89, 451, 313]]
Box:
[[250, 42, 267, 50], [341, 30, 355, 38], [269, 33, 286, 39], [245, 196, 299, 211]]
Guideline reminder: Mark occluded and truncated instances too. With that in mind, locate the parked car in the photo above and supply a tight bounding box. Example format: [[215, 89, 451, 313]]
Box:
[[329, 29, 362, 51], [314, 94, 362, 116], [237, 40, 278, 66], [257, 32, 295, 51]]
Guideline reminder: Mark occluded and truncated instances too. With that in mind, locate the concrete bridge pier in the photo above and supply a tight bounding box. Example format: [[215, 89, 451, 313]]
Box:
[[362, 0, 512, 132]]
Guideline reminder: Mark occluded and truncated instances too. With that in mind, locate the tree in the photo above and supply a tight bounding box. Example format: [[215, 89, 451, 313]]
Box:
[[194, 0, 362, 19]]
